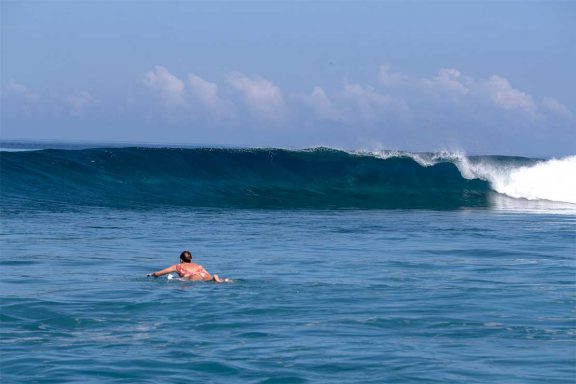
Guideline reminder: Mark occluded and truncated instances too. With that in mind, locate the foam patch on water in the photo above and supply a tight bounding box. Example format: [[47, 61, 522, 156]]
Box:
[[0, 147, 39, 152]]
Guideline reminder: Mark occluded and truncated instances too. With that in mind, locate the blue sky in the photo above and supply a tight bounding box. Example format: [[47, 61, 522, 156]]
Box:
[[1, 1, 575, 156]]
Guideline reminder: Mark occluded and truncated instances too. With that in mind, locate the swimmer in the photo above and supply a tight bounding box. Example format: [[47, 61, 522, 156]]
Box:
[[147, 250, 231, 283]]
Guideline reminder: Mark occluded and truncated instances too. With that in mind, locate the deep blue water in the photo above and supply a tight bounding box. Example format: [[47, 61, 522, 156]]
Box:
[[1, 208, 575, 383], [1, 147, 575, 383]]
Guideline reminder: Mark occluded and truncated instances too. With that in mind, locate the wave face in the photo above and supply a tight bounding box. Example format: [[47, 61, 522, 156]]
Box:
[[0, 147, 573, 210]]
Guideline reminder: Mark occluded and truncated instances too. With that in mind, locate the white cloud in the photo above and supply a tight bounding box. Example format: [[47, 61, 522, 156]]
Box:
[[188, 74, 235, 119], [343, 81, 397, 105], [296, 82, 408, 125], [481, 75, 536, 114], [380, 66, 471, 97], [5, 65, 572, 156], [226, 72, 285, 120], [298, 86, 343, 122], [341, 81, 408, 123], [143, 66, 185, 106], [377, 65, 562, 118], [378, 65, 407, 86], [427, 68, 470, 96]]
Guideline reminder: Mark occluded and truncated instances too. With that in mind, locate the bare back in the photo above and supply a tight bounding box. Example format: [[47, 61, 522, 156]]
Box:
[[175, 262, 212, 281]]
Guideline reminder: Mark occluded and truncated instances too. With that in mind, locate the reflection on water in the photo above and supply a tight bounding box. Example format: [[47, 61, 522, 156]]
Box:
[[489, 192, 576, 215]]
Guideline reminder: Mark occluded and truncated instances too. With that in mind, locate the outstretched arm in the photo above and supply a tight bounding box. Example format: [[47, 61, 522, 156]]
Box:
[[148, 264, 177, 278]]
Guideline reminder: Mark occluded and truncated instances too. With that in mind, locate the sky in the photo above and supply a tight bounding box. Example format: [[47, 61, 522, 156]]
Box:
[[1, 1, 575, 156]]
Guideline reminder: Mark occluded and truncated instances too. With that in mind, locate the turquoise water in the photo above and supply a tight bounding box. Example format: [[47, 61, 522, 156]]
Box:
[[1, 147, 575, 383], [1, 208, 575, 383]]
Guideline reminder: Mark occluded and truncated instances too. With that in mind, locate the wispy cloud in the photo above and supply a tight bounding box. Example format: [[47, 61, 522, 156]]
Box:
[[3, 79, 40, 102], [1, 79, 96, 117], [540, 97, 572, 118], [65, 91, 97, 116]]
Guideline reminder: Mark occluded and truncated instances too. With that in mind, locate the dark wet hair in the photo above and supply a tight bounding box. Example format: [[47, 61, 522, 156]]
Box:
[[180, 250, 192, 263]]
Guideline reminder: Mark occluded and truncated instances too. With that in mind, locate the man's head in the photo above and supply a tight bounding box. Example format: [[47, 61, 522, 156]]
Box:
[[180, 250, 192, 263]]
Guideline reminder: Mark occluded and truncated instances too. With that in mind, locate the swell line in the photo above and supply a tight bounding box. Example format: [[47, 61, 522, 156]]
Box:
[[1, 147, 573, 209]]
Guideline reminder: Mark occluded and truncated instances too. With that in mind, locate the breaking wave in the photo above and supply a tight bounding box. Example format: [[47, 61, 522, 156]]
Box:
[[1, 147, 573, 210]]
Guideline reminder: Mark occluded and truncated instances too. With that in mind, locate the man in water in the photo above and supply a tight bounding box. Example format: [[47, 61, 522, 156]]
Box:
[[148, 250, 231, 283]]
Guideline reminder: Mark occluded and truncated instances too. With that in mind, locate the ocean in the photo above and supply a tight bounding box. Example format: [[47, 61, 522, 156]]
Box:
[[1, 145, 575, 383]]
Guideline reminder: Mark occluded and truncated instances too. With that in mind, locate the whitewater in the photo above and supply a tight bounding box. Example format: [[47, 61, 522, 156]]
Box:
[[463, 156, 576, 204]]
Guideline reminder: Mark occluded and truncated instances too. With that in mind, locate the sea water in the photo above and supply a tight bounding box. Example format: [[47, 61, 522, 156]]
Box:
[[1, 147, 575, 383]]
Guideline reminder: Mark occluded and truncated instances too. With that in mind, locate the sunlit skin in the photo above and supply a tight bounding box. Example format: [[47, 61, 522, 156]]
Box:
[[148, 250, 231, 283]]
